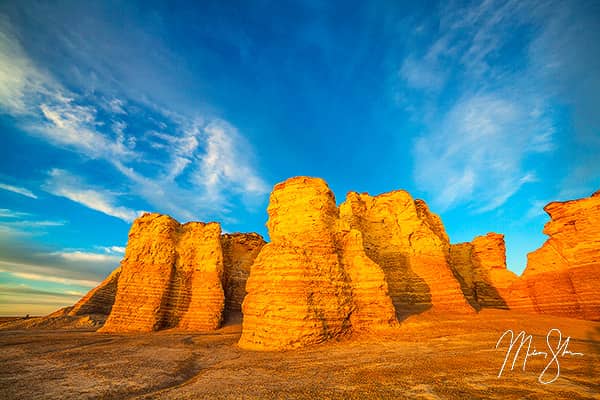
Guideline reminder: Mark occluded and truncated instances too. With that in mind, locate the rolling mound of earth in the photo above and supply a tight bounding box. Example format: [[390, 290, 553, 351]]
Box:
[[1, 310, 598, 399]]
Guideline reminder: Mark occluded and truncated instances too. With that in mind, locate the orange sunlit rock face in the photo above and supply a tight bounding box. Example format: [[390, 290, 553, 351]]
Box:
[[55, 180, 599, 344], [339, 190, 474, 319], [239, 177, 355, 350], [509, 190, 600, 320], [336, 228, 398, 331], [94, 215, 266, 333], [449, 233, 518, 310], [239, 177, 473, 350], [99, 214, 226, 332]]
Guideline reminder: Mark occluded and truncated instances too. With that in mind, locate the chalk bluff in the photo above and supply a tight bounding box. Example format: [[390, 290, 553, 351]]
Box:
[[239, 177, 400, 350], [339, 191, 473, 319], [22, 178, 599, 345], [449, 233, 518, 310], [97, 214, 265, 333], [449, 191, 600, 321], [509, 190, 600, 320], [239, 177, 474, 350]]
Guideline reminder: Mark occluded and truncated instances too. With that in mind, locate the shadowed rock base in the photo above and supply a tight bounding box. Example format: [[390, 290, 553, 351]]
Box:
[[450, 233, 516, 310], [220, 233, 266, 315], [339, 190, 474, 319]]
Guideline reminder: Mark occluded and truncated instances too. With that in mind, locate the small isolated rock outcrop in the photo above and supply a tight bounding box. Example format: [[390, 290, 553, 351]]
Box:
[[100, 214, 225, 332], [510, 190, 600, 320], [339, 191, 473, 318], [68, 267, 121, 316], [449, 233, 518, 310]]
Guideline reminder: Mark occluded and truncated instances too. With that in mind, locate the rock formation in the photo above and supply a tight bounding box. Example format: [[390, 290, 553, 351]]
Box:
[[29, 177, 600, 344], [510, 190, 600, 320], [100, 214, 225, 332], [336, 229, 398, 330], [68, 267, 121, 316], [221, 233, 266, 315], [240, 177, 470, 350], [239, 177, 355, 350], [339, 190, 474, 319], [173, 222, 225, 331], [449, 233, 517, 310]]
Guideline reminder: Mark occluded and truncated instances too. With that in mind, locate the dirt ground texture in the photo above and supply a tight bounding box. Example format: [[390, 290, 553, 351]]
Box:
[[1, 310, 598, 399]]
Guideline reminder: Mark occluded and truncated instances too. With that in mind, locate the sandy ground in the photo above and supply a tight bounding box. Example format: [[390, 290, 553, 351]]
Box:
[[0, 310, 598, 399]]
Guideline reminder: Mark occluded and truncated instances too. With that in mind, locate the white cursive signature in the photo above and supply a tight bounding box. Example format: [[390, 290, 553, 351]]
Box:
[[495, 328, 584, 384]]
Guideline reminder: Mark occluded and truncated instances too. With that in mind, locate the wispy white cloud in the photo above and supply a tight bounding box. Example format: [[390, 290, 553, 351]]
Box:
[[1, 16, 136, 161], [399, 56, 446, 92], [0, 209, 65, 237], [0, 283, 84, 299], [413, 93, 552, 212], [0, 16, 50, 115], [527, 2, 600, 198], [37, 101, 135, 159], [0, 231, 119, 286], [98, 245, 125, 254], [197, 120, 269, 202], [7, 220, 65, 228], [51, 250, 122, 264], [0, 209, 30, 218], [405, 1, 563, 212], [43, 169, 141, 222], [0, 226, 120, 292], [0, 182, 37, 199], [107, 98, 126, 114], [114, 117, 268, 222], [0, 16, 269, 222], [0, 262, 100, 287]]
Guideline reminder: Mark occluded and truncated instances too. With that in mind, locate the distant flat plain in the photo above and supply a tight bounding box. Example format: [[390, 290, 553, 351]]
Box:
[[1, 310, 598, 399]]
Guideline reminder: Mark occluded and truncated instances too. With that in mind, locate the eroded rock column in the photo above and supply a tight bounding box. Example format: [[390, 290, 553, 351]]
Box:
[[100, 214, 226, 332], [339, 191, 473, 319], [239, 177, 354, 350]]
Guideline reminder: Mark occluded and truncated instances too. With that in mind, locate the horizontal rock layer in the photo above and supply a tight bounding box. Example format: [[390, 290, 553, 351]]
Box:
[[336, 229, 398, 330], [240, 177, 473, 350], [55, 181, 599, 344], [99, 214, 225, 332], [449, 233, 517, 310], [239, 177, 354, 350], [69, 267, 121, 316], [509, 191, 600, 320], [339, 190, 473, 319], [221, 233, 266, 314]]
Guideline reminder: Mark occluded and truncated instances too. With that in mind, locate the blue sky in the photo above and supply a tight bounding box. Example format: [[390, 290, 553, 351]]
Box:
[[1, 1, 599, 315]]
